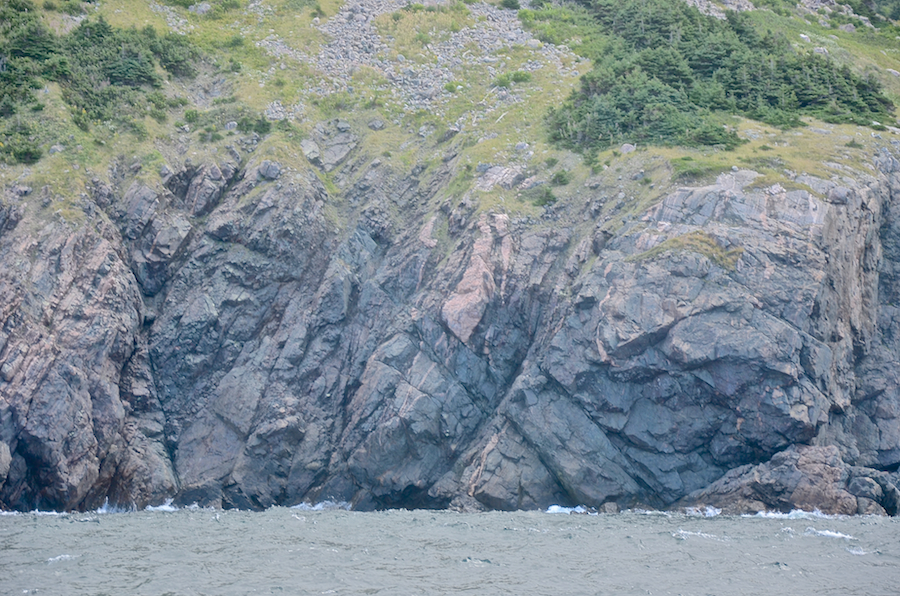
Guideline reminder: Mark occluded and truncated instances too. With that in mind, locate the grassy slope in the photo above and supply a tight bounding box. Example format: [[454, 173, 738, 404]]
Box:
[[3, 0, 900, 233]]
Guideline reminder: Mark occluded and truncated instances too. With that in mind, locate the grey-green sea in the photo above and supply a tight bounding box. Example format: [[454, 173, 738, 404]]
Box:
[[1, 503, 898, 595]]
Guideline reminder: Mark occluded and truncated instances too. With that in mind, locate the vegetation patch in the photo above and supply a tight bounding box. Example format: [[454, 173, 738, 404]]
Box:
[[0, 1, 201, 162], [671, 157, 730, 182], [542, 0, 895, 153], [629, 230, 744, 270]]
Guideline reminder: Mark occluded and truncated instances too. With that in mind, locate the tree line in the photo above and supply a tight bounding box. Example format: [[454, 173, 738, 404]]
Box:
[[545, 0, 895, 151]]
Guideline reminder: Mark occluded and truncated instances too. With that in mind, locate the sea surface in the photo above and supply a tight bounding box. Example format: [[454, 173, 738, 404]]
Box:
[[1, 503, 898, 595]]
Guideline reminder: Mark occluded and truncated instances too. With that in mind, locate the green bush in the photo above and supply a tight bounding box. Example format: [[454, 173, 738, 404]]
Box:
[[0, 121, 42, 165], [533, 186, 556, 206], [550, 170, 571, 186], [0, 4, 202, 153], [60, 0, 84, 15], [237, 116, 272, 135], [511, 71, 532, 83], [500, 0, 519, 9]]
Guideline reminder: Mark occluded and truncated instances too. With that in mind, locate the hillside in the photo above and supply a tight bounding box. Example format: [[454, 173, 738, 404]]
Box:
[[3, 0, 900, 514]]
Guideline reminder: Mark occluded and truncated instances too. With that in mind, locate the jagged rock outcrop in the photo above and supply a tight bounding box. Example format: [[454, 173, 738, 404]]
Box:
[[2, 142, 900, 514], [677, 444, 900, 515]]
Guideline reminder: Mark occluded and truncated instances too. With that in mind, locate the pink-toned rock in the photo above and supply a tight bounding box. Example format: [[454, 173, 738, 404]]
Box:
[[679, 445, 863, 515], [419, 215, 438, 248], [442, 215, 496, 343]]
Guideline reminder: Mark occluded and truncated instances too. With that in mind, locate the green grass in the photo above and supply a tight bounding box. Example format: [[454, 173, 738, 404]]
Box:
[[671, 157, 730, 182], [629, 230, 744, 270]]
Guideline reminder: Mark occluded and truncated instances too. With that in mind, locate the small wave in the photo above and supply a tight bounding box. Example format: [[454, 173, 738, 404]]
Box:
[[545, 505, 596, 515], [804, 527, 856, 540], [750, 509, 844, 520], [291, 500, 351, 511], [629, 509, 673, 517], [145, 499, 179, 512], [47, 554, 78, 563], [673, 529, 729, 542], [27, 510, 66, 517], [846, 546, 868, 556], [685, 506, 722, 517], [95, 499, 133, 514]]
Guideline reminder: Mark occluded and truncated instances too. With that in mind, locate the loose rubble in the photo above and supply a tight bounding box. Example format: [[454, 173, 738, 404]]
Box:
[[253, 0, 582, 118]]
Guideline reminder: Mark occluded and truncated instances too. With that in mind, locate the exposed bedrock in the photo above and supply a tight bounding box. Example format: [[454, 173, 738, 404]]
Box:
[[2, 145, 900, 515]]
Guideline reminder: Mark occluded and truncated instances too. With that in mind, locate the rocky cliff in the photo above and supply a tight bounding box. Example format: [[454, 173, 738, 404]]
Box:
[[3, 124, 900, 515], [4, 0, 900, 515]]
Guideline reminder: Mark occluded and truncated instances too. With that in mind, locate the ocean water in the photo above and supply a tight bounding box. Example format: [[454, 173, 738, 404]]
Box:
[[1, 504, 898, 595]]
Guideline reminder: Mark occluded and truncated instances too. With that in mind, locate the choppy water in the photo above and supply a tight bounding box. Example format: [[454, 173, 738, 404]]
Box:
[[1, 504, 898, 595]]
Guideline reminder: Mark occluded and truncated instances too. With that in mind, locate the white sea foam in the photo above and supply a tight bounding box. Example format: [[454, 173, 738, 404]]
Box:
[[47, 554, 78, 563], [673, 529, 729, 542], [846, 546, 868, 556], [629, 509, 673, 517], [545, 505, 588, 514], [749, 509, 843, 520], [145, 499, 179, 512], [291, 500, 351, 511], [96, 499, 133, 514], [804, 527, 856, 540]]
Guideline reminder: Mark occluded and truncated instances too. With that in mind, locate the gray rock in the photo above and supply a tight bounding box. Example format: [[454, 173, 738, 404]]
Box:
[[301, 139, 322, 166], [188, 2, 211, 14], [620, 143, 636, 154], [368, 119, 385, 131], [0, 442, 10, 486], [4, 139, 900, 515], [848, 476, 883, 501], [321, 133, 357, 172], [257, 160, 281, 181]]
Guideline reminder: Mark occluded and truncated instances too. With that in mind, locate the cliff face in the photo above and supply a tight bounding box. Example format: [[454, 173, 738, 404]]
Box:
[[2, 135, 900, 515]]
